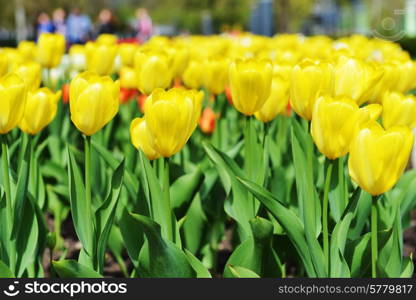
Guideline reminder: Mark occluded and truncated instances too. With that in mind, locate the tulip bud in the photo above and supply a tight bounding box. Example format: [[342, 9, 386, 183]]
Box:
[[254, 76, 290, 123], [229, 58, 272, 116], [61, 83, 70, 104], [96, 34, 118, 46], [290, 59, 334, 120], [348, 122, 414, 195], [69, 71, 120, 136], [37, 33, 65, 69], [19, 87, 61, 135], [130, 117, 160, 160], [144, 88, 203, 157], [182, 60, 204, 90], [0, 73, 27, 134], [85, 42, 118, 76], [119, 66, 138, 89], [134, 50, 173, 95], [118, 43, 138, 67], [18, 40, 37, 62], [69, 44, 86, 71], [382, 92, 416, 129], [204, 58, 229, 95], [199, 107, 217, 134], [333, 56, 383, 105], [14, 62, 42, 91]]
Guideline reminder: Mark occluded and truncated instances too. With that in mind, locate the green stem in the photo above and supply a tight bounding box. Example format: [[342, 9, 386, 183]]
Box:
[[244, 116, 255, 217], [84, 135, 94, 269], [371, 195, 378, 278], [162, 157, 173, 241], [322, 158, 334, 275], [1, 135, 15, 273]]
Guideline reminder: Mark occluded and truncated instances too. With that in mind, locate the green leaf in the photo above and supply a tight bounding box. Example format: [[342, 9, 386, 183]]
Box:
[[228, 265, 260, 278], [130, 213, 195, 278], [66, 146, 94, 258], [92, 141, 138, 198], [203, 142, 254, 239], [95, 159, 125, 274], [182, 193, 208, 254], [52, 260, 102, 278], [138, 152, 176, 241], [0, 260, 14, 277], [237, 177, 318, 277], [327, 157, 348, 222], [184, 249, 212, 278], [119, 208, 144, 268], [400, 256, 414, 278], [11, 140, 31, 239], [171, 168, 204, 219], [223, 217, 283, 278]]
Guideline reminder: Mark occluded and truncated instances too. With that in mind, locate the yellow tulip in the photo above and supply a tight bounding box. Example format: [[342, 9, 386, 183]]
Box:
[[130, 117, 160, 160], [144, 88, 203, 157], [0, 73, 27, 134], [118, 43, 138, 67], [333, 56, 383, 105], [348, 122, 414, 195], [182, 60, 204, 90], [18, 40, 37, 61], [96, 34, 118, 45], [0, 52, 8, 76], [229, 58, 272, 116], [290, 59, 334, 120], [37, 33, 65, 68], [119, 66, 138, 89], [134, 50, 173, 95], [311, 96, 356, 159], [254, 76, 290, 123], [14, 62, 42, 91], [19, 88, 61, 135], [85, 41, 118, 76], [69, 71, 120, 136], [203, 58, 229, 95], [167, 46, 190, 78], [69, 44, 86, 71], [382, 92, 416, 129]]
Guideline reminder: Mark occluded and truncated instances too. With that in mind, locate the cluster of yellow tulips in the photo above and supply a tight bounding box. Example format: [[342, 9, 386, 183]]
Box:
[[0, 31, 415, 278]]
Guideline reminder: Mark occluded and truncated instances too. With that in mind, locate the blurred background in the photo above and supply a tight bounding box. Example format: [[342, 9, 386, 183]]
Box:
[[1, 0, 416, 51]]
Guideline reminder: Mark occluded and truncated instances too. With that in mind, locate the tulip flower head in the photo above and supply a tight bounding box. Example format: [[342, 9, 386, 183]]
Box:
[[85, 41, 118, 76], [130, 117, 160, 160], [229, 58, 273, 116], [144, 88, 203, 157], [19, 87, 61, 135], [382, 92, 416, 129], [182, 60, 204, 90], [204, 58, 229, 95], [69, 71, 120, 136], [254, 75, 290, 123], [134, 50, 173, 95], [0, 73, 27, 134], [348, 122, 414, 196], [14, 62, 42, 91], [199, 107, 217, 134], [290, 59, 334, 120], [37, 33, 65, 69]]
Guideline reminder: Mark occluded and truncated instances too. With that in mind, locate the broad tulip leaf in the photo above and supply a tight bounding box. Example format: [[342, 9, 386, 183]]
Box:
[[182, 194, 208, 255], [119, 208, 144, 269], [171, 168, 204, 219], [92, 141, 138, 198], [184, 249, 212, 278], [66, 146, 94, 258], [223, 217, 283, 278], [228, 265, 260, 278], [0, 260, 14, 277], [52, 260, 102, 278], [327, 157, 348, 222], [400, 256, 414, 278], [130, 213, 195, 278], [95, 159, 125, 274], [237, 177, 318, 277]]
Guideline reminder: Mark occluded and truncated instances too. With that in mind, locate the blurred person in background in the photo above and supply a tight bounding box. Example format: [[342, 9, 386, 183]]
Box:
[[97, 8, 116, 35], [36, 12, 54, 39], [53, 8, 67, 36], [66, 7, 93, 45], [134, 8, 152, 43]]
